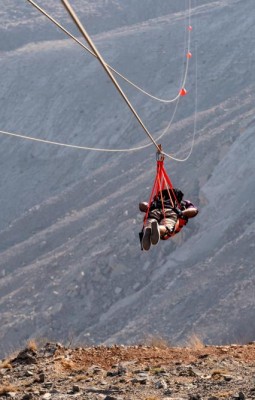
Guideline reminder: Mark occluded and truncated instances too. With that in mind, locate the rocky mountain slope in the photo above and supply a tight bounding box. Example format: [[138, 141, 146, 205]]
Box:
[[0, 0, 255, 356], [1, 341, 255, 399], [0, 0, 194, 50]]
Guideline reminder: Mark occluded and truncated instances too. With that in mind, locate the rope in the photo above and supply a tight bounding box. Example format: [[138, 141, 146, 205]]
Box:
[[0, 129, 154, 152], [0, 44, 196, 156], [0, 1, 197, 160], [26, 0, 191, 103], [162, 10, 198, 163], [151, 0, 192, 143], [0, 29, 193, 157], [60, 0, 161, 153]]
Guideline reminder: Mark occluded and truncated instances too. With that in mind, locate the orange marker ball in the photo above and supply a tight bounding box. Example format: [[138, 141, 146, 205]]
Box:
[[180, 88, 187, 96]]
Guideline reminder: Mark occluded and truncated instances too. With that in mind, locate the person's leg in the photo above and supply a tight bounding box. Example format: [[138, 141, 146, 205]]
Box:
[[151, 220, 160, 245], [159, 210, 178, 239], [142, 224, 151, 251], [142, 210, 161, 250]]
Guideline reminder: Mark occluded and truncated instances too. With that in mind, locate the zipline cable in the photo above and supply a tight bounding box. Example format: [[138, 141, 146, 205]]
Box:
[[153, 0, 192, 142], [60, 0, 161, 153], [162, 11, 198, 162], [26, 0, 191, 104], [0, 57, 196, 157], [0, 129, 153, 152], [0, 1, 197, 160]]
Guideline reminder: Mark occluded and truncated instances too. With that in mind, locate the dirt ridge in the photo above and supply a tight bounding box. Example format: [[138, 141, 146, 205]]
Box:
[[1, 342, 255, 399]]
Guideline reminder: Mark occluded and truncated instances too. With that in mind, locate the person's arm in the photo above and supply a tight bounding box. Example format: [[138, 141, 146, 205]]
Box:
[[182, 207, 198, 218]]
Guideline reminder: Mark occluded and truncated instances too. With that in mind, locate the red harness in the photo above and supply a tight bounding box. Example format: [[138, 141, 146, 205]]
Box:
[[160, 217, 188, 240], [139, 155, 186, 250], [143, 157, 181, 229]]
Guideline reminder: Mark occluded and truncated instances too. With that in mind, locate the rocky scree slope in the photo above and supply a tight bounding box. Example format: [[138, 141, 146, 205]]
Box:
[[0, 0, 195, 51], [0, 0, 255, 355], [1, 342, 255, 400]]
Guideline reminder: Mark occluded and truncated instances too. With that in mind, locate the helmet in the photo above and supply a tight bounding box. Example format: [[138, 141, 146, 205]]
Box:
[[173, 188, 184, 203]]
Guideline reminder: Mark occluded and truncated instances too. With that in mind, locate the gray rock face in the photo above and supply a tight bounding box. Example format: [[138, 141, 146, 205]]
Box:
[[0, 0, 255, 356], [0, 0, 192, 50]]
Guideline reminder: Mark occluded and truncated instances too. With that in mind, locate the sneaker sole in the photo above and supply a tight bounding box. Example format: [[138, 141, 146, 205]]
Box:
[[142, 227, 151, 251], [151, 220, 160, 245]]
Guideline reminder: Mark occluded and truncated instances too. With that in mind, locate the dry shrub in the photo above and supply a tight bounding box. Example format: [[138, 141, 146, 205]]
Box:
[[145, 397, 160, 400], [144, 335, 170, 349], [150, 366, 166, 375], [73, 374, 88, 382], [60, 359, 76, 370], [211, 368, 229, 380], [0, 359, 12, 369], [185, 334, 204, 349], [27, 339, 38, 351], [0, 385, 18, 395], [214, 390, 235, 398]]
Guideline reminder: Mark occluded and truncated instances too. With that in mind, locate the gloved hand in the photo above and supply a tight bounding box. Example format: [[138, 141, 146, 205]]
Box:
[[173, 207, 188, 220], [173, 207, 183, 216]]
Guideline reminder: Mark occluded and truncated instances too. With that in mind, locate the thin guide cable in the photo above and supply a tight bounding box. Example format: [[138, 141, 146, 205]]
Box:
[[26, 0, 191, 103]]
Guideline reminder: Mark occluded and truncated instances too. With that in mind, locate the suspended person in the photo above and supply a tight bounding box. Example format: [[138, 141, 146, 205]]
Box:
[[139, 188, 198, 251]]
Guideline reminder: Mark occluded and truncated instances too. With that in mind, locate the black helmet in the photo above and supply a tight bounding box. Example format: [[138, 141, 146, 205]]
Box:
[[173, 188, 184, 203]]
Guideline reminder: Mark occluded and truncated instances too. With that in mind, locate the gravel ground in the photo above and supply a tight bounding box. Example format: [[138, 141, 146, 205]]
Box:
[[1, 341, 255, 399]]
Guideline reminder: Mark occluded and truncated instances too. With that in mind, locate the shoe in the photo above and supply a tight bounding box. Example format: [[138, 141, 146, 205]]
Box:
[[151, 220, 160, 245], [142, 227, 151, 251]]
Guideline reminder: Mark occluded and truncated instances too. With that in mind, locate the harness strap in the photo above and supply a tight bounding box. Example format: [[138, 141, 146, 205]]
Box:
[[160, 216, 188, 240], [160, 225, 175, 240]]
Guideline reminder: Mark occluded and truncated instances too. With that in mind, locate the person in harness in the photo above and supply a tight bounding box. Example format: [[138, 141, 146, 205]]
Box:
[[139, 188, 198, 251]]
